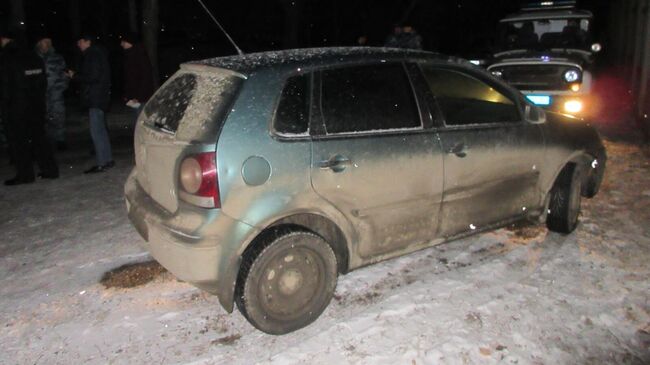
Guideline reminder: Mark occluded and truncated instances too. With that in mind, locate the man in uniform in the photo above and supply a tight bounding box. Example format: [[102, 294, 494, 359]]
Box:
[[36, 34, 69, 151], [0, 28, 59, 186]]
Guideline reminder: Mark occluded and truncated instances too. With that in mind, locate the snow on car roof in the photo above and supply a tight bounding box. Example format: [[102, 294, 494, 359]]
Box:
[[188, 47, 466, 75], [500, 9, 593, 22]]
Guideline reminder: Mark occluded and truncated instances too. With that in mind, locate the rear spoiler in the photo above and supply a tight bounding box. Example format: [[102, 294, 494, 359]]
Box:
[[180, 63, 247, 79]]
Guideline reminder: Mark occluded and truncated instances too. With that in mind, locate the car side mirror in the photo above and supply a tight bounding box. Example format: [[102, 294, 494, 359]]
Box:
[[525, 104, 546, 124]]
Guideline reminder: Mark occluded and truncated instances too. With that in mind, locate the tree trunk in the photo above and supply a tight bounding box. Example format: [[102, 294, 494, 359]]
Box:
[[67, 0, 81, 38], [331, 0, 339, 45], [128, 0, 139, 33], [142, 0, 160, 87], [398, 0, 420, 26], [9, 0, 25, 34], [97, 0, 110, 40], [281, 0, 304, 49]]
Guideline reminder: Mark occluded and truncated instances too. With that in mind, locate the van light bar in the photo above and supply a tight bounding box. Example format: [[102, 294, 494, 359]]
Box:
[[521, 0, 576, 10]]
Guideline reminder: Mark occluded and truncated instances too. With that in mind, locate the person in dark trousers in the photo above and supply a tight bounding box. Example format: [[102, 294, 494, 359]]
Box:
[[120, 33, 154, 116], [35, 34, 69, 151], [68, 34, 114, 173], [1, 29, 59, 186]]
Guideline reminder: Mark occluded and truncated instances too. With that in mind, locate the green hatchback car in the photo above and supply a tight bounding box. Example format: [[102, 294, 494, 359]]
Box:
[[125, 47, 606, 334]]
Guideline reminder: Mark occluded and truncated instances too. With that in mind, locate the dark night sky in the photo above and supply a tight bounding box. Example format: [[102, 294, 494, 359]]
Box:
[[0, 0, 613, 79]]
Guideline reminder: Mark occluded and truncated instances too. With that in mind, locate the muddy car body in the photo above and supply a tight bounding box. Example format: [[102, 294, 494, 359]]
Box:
[[125, 47, 606, 334], [487, 2, 601, 116]]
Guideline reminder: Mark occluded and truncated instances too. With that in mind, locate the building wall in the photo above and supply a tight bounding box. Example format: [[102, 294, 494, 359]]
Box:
[[609, 0, 650, 132]]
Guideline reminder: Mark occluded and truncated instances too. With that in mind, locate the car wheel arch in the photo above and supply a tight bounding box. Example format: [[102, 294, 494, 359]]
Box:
[[545, 152, 593, 198], [263, 213, 350, 274]]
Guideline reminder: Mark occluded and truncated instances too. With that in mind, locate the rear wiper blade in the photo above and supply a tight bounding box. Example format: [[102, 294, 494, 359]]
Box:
[[154, 122, 174, 134]]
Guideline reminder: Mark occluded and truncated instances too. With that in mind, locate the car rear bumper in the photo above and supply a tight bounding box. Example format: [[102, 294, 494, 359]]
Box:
[[124, 169, 258, 309]]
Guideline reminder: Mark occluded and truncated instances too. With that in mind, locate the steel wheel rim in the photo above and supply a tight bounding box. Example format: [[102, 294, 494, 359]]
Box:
[[257, 246, 326, 320]]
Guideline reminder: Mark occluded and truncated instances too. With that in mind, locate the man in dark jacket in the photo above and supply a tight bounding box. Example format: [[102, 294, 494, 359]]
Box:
[[70, 34, 113, 173], [384, 25, 423, 50], [1, 29, 59, 185], [120, 33, 154, 114], [36, 35, 69, 150], [384, 25, 403, 48], [399, 26, 423, 50]]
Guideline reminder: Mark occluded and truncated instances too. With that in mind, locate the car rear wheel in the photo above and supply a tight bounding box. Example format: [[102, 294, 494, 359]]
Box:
[[547, 164, 583, 233], [235, 230, 338, 335]]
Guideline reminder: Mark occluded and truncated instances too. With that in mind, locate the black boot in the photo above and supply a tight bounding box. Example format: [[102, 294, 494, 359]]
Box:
[[4, 176, 35, 186], [84, 161, 114, 174]]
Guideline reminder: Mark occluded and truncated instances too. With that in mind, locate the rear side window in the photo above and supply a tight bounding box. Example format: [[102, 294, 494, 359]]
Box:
[[321, 64, 420, 134], [274, 75, 310, 136], [421, 67, 520, 126], [144, 73, 197, 132]]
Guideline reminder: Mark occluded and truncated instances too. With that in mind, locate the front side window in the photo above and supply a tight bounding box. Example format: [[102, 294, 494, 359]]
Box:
[[321, 64, 420, 134], [421, 67, 520, 126], [274, 75, 310, 136]]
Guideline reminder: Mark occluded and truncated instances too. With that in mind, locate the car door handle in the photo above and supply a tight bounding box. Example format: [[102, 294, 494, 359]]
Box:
[[319, 155, 351, 172], [448, 143, 467, 158]]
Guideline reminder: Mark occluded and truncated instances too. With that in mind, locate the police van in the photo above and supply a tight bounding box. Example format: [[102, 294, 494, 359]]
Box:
[[487, 0, 602, 116]]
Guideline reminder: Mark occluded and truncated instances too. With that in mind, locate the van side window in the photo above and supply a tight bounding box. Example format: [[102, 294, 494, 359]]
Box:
[[321, 64, 420, 134], [421, 67, 520, 126], [274, 75, 310, 136]]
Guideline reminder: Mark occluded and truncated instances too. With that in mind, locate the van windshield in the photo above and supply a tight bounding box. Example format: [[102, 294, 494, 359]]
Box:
[[497, 17, 593, 52]]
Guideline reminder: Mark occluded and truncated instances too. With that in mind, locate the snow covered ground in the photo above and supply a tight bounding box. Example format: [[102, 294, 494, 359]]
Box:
[[0, 113, 649, 364]]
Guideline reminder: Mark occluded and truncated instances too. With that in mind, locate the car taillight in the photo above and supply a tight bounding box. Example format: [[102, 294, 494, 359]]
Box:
[[179, 152, 220, 208]]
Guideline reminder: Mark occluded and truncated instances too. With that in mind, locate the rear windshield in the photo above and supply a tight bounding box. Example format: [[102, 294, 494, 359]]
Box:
[[143, 70, 242, 140], [144, 74, 196, 132]]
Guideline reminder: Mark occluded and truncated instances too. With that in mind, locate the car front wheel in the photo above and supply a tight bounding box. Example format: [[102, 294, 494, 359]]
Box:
[[547, 164, 583, 233], [235, 230, 338, 335]]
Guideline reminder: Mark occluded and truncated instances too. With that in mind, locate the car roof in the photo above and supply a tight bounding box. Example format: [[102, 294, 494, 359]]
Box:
[[500, 9, 593, 23], [186, 47, 469, 76]]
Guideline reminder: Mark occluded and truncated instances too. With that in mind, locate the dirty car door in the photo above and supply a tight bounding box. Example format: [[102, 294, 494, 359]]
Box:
[[310, 63, 444, 259], [420, 65, 545, 238]]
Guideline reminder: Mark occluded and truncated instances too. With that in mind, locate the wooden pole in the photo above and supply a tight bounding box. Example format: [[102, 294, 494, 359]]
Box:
[[143, 0, 160, 87], [9, 0, 25, 34], [637, 0, 650, 120], [128, 0, 139, 33], [68, 0, 81, 38]]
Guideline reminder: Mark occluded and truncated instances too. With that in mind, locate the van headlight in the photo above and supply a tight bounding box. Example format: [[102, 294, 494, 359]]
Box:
[[564, 69, 580, 83], [564, 99, 583, 114]]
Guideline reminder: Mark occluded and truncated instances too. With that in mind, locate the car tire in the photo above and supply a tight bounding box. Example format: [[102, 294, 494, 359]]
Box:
[[235, 229, 338, 335], [546, 164, 583, 234]]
